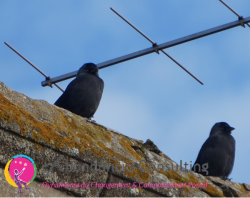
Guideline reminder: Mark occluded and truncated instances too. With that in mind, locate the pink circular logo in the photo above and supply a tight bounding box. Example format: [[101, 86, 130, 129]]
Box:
[[9, 157, 35, 183], [5, 155, 37, 193]]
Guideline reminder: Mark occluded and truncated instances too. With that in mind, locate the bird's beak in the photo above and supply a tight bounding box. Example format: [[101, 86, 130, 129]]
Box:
[[230, 127, 235, 131]]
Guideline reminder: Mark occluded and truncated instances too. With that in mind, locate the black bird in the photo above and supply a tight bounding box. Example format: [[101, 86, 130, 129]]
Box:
[[192, 122, 235, 180], [54, 63, 104, 119]]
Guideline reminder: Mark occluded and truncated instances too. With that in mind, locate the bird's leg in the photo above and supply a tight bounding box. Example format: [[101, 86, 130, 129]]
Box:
[[86, 118, 92, 122], [220, 176, 232, 181], [86, 117, 96, 122]]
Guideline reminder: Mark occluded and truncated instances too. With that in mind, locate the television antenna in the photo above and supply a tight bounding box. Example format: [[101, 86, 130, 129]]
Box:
[[5, 1, 250, 92]]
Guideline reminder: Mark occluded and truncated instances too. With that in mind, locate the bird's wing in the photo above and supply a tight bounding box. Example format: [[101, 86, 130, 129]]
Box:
[[193, 135, 229, 176], [54, 73, 104, 118], [222, 136, 235, 178], [54, 74, 92, 110]]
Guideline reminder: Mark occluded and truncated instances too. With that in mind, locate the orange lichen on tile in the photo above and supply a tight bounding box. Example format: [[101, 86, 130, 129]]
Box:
[[0, 92, 152, 181], [119, 137, 142, 162], [186, 174, 224, 197], [203, 184, 225, 197], [137, 186, 142, 194], [238, 183, 250, 195]]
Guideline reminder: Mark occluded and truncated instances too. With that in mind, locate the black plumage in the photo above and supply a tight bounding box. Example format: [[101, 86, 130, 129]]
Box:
[[192, 122, 235, 179], [54, 63, 104, 119]]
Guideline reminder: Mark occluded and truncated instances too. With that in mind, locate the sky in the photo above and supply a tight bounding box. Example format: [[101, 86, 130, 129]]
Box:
[[1, 0, 250, 184]]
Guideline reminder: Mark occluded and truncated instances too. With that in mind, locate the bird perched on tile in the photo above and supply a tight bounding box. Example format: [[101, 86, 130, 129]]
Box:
[[55, 63, 104, 119], [192, 122, 235, 180]]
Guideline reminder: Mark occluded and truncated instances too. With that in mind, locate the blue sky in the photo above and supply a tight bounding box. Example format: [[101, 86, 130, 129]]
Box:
[[1, 0, 250, 184]]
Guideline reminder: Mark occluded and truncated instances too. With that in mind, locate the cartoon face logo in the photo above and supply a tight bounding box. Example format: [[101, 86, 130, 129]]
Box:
[[4, 155, 37, 193]]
